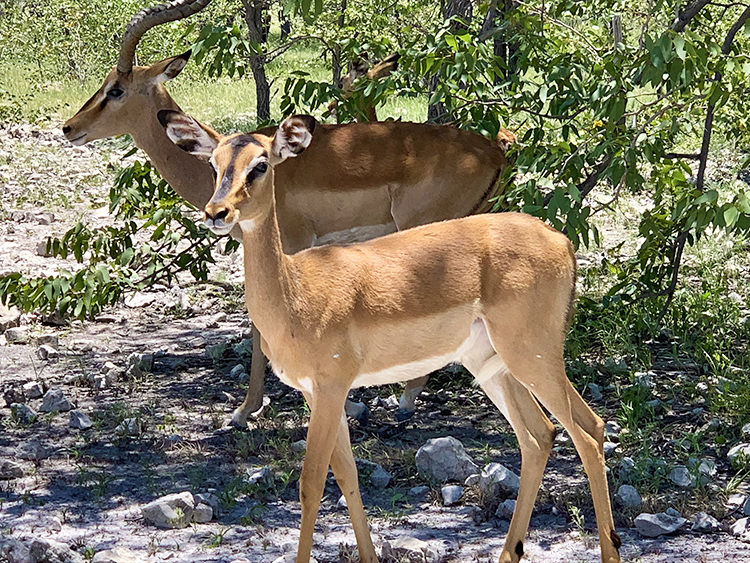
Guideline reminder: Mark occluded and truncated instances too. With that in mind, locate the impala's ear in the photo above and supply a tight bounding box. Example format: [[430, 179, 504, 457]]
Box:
[[147, 51, 191, 84], [271, 115, 316, 163], [157, 109, 219, 160]]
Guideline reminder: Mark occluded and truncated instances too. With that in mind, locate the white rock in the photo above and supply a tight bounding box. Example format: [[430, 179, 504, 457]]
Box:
[[691, 512, 721, 533], [17, 440, 49, 461], [28, 538, 84, 563], [4, 327, 29, 344], [441, 484, 464, 506], [0, 460, 24, 479], [10, 403, 37, 424], [141, 492, 195, 529], [415, 436, 479, 483], [36, 344, 59, 360], [91, 546, 144, 563], [337, 495, 348, 509], [730, 517, 750, 540], [271, 554, 317, 563], [728, 443, 750, 463], [603, 441, 618, 457], [344, 400, 368, 421], [479, 462, 520, 497], [290, 440, 307, 453], [381, 537, 441, 563], [668, 465, 694, 488], [115, 418, 141, 436], [193, 503, 213, 523], [370, 465, 392, 489], [496, 498, 516, 520]]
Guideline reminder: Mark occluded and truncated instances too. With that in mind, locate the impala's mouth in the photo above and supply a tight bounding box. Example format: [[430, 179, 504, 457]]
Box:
[[204, 218, 235, 236], [66, 133, 87, 146]]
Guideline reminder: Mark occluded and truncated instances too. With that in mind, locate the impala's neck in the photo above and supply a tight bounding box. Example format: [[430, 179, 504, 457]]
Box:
[[130, 99, 215, 209], [239, 190, 296, 340]]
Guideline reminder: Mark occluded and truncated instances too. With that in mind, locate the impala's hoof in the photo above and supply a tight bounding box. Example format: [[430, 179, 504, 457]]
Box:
[[395, 408, 415, 422]]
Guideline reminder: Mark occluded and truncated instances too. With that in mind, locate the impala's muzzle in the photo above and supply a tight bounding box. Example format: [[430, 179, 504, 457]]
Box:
[[204, 202, 237, 235]]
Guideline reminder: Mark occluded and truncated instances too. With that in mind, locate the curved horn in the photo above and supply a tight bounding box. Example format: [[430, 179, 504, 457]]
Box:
[[117, 0, 213, 74]]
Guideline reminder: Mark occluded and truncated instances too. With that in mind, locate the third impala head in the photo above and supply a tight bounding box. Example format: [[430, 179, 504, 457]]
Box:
[[158, 110, 316, 234]]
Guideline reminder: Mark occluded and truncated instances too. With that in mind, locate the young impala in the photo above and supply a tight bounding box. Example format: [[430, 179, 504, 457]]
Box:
[[62, 0, 516, 426], [159, 110, 622, 563]]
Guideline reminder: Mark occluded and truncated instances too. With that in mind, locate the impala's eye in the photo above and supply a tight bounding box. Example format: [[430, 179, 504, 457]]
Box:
[[107, 87, 124, 99], [255, 162, 268, 174]]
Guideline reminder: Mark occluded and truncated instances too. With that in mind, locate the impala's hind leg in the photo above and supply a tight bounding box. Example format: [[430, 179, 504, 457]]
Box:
[[464, 338, 556, 563], [484, 318, 621, 563], [395, 375, 429, 420], [231, 324, 266, 427]]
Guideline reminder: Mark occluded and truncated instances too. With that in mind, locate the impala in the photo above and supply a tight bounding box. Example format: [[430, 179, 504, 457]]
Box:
[[62, 0, 516, 427], [329, 52, 401, 122], [160, 110, 622, 563]]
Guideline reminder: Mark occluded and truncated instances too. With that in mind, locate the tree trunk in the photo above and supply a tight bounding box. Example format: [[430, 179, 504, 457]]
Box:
[[331, 0, 347, 90], [427, 0, 473, 122], [241, 0, 271, 124]]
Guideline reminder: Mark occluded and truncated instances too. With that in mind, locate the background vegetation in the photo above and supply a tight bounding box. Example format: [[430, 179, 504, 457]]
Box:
[[1, 0, 750, 500]]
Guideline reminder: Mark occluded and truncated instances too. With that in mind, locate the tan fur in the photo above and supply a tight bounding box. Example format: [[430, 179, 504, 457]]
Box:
[[62, 53, 517, 425], [167, 114, 621, 563]]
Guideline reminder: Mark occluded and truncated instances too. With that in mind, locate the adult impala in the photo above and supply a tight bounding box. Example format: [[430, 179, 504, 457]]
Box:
[[160, 110, 622, 563], [62, 0, 516, 426]]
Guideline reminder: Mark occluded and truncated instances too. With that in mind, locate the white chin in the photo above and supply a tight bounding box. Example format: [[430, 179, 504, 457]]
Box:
[[68, 136, 87, 146], [206, 223, 235, 236]]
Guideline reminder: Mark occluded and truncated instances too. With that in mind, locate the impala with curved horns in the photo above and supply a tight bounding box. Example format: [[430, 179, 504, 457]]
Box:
[[62, 0, 517, 427], [161, 110, 623, 563]]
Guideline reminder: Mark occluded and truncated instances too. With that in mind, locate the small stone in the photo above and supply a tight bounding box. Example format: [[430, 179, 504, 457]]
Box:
[[691, 512, 721, 533], [91, 546, 143, 563], [603, 442, 618, 457], [94, 315, 119, 323], [10, 403, 37, 424], [604, 420, 621, 439], [415, 436, 479, 483], [39, 387, 73, 412], [587, 382, 603, 400], [634, 512, 686, 537], [344, 400, 368, 421], [633, 371, 656, 388], [193, 503, 213, 523], [0, 304, 21, 332], [233, 338, 253, 357], [408, 485, 430, 500], [370, 465, 392, 489], [229, 364, 246, 379], [380, 537, 440, 563], [666, 507, 683, 518], [185, 335, 207, 348], [115, 418, 142, 436], [742, 423, 750, 437], [205, 312, 227, 328], [441, 484, 464, 506], [669, 465, 694, 488], [195, 493, 221, 517], [290, 440, 307, 453], [69, 410, 93, 430], [496, 498, 516, 520], [0, 459, 24, 479], [727, 493, 747, 511], [36, 333, 59, 347], [478, 462, 520, 497], [141, 492, 195, 529], [337, 495, 348, 509], [615, 484, 642, 508], [36, 344, 59, 360], [271, 554, 318, 563], [205, 342, 229, 361], [126, 352, 153, 376], [245, 466, 273, 488], [17, 440, 49, 461], [22, 381, 44, 399], [728, 443, 750, 463], [28, 538, 84, 563], [3, 387, 25, 407], [124, 292, 157, 308], [730, 517, 750, 540], [4, 326, 29, 344], [743, 496, 750, 517], [464, 473, 480, 487]]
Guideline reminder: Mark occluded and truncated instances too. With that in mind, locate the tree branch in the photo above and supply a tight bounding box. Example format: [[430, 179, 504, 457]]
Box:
[[670, 0, 713, 32]]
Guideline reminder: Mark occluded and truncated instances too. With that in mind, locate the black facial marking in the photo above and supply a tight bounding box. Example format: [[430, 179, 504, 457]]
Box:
[[98, 98, 108, 111], [229, 135, 262, 149], [514, 541, 523, 557]]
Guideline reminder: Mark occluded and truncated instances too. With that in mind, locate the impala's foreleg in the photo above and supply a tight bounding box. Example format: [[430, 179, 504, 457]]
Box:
[[329, 411, 378, 563], [475, 361, 557, 563], [231, 324, 267, 427], [395, 375, 429, 421], [297, 386, 351, 563]]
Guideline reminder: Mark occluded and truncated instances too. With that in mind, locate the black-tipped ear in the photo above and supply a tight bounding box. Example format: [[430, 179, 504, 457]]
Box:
[[148, 52, 191, 84], [272, 115, 316, 162], [157, 109, 181, 128]]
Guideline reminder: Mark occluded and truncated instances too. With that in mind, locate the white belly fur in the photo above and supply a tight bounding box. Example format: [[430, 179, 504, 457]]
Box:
[[351, 318, 492, 388]]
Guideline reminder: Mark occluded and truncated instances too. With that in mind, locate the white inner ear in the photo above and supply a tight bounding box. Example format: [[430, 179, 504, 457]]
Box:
[[155, 58, 187, 84], [165, 116, 216, 158], [273, 119, 312, 161]]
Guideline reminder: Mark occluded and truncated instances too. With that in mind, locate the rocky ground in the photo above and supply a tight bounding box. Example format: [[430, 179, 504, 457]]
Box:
[[1, 122, 750, 563]]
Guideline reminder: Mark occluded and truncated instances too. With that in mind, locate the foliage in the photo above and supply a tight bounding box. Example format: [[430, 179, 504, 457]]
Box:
[[0, 158, 238, 320]]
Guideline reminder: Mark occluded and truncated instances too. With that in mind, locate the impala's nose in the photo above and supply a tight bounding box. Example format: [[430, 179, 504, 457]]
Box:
[[204, 206, 229, 223], [62, 125, 71, 135]]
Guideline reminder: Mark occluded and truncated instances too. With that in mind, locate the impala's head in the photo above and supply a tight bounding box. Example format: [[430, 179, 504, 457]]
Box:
[[62, 0, 212, 145], [158, 110, 316, 235], [63, 53, 190, 145]]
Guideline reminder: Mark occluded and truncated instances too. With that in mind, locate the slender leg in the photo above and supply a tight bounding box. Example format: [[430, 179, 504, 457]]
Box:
[[396, 375, 429, 421], [296, 387, 351, 563], [231, 323, 266, 427], [328, 412, 378, 562], [485, 317, 621, 563], [472, 357, 557, 563]]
